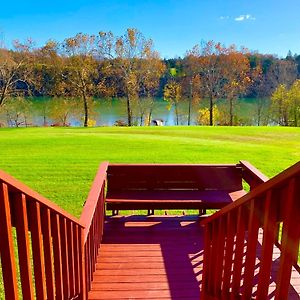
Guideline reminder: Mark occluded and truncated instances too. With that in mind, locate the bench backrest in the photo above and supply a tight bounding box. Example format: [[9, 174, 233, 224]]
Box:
[[107, 164, 243, 192]]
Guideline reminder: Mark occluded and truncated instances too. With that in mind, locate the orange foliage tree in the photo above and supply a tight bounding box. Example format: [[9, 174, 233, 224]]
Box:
[[223, 47, 252, 125], [190, 41, 228, 126], [97, 29, 163, 126]]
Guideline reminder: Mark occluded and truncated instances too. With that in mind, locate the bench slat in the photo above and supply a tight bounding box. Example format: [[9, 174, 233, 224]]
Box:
[[106, 190, 246, 210], [107, 165, 243, 191]]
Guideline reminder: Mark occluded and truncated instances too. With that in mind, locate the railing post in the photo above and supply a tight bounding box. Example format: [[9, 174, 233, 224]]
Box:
[[0, 182, 19, 300], [15, 193, 35, 300], [256, 190, 278, 299], [201, 223, 212, 298], [231, 206, 246, 296], [80, 227, 87, 300], [52, 213, 64, 299], [30, 201, 47, 299], [275, 178, 300, 299], [242, 199, 260, 299], [222, 211, 236, 298]]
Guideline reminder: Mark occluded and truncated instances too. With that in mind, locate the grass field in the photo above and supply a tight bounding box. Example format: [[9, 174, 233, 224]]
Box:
[[0, 126, 299, 217]]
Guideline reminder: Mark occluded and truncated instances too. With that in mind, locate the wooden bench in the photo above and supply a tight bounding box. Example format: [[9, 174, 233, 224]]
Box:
[[105, 161, 268, 215]]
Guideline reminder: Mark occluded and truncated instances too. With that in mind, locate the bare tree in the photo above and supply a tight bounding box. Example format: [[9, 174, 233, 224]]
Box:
[[186, 41, 227, 126], [97, 29, 162, 126], [62, 33, 98, 127], [0, 39, 35, 107]]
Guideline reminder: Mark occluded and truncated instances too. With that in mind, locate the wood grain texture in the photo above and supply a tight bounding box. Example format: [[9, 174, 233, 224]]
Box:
[[107, 164, 243, 191], [88, 216, 204, 300]]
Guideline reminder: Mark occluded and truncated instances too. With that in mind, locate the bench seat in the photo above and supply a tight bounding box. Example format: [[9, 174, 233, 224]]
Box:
[[106, 189, 247, 210], [104, 163, 268, 214]]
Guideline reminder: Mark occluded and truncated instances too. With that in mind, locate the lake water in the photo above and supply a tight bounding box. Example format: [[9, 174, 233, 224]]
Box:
[[0, 97, 271, 127]]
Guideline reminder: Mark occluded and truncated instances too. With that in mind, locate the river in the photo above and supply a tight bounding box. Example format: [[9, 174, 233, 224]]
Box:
[[0, 97, 270, 127]]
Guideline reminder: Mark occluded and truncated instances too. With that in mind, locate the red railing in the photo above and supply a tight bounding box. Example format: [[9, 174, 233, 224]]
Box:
[[201, 161, 300, 299], [0, 170, 85, 300], [239, 160, 269, 190], [79, 162, 108, 297]]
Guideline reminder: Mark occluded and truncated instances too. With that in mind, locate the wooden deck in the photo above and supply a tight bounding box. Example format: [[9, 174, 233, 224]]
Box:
[[1, 162, 300, 300], [88, 215, 300, 300], [89, 215, 203, 300]]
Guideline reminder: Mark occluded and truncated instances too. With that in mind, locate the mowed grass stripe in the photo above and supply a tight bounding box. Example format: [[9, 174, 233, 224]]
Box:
[[0, 126, 299, 217]]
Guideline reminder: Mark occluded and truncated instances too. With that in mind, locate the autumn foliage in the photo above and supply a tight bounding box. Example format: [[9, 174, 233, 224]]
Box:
[[1, 29, 300, 127]]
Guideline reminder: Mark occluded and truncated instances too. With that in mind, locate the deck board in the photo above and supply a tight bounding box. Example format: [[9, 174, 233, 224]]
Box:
[[88, 215, 300, 300]]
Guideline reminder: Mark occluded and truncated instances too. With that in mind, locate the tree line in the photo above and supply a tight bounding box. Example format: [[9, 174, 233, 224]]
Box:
[[1, 28, 300, 127]]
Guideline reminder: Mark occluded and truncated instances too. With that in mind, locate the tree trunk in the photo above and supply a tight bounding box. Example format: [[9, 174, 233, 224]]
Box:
[[0, 83, 8, 107], [126, 95, 132, 126], [188, 81, 192, 126], [0, 94, 5, 107], [83, 95, 89, 127], [229, 97, 233, 126], [209, 95, 213, 126], [43, 114, 47, 127], [140, 113, 144, 126], [175, 103, 179, 125], [257, 107, 261, 126], [148, 107, 153, 126], [256, 100, 262, 126]]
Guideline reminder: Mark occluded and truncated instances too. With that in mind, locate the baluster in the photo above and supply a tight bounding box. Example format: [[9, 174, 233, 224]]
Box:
[[222, 210, 236, 298], [242, 199, 261, 299], [79, 227, 87, 300], [30, 201, 47, 299], [67, 220, 75, 297], [15, 193, 34, 300], [214, 217, 226, 297], [275, 178, 300, 299], [201, 222, 213, 298], [256, 190, 278, 299], [208, 221, 218, 295], [74, 224, 81, 295], [0, 183, 19, 300], [86, 235, 92, 291], [60, 217, 70, 299], [52, 213, 64, 298], [231, 206, 246, 297], [41, 207, 55, 300], [92, 216, 96, 273]]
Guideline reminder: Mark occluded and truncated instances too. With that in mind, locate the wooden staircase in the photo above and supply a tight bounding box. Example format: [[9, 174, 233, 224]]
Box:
[[89, 215, 203, 299], [0, 161, 299, 299]]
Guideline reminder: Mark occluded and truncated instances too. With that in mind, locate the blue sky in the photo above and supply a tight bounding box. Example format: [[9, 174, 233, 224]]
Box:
[[0, 0, 299, 58]]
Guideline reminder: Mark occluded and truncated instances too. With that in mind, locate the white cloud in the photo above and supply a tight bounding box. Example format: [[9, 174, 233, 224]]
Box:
[[235, 14, 256, 22], [219, 16, 230, 20]]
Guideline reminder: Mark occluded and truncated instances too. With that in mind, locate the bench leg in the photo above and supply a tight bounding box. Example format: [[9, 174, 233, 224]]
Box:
[[112, 210, 119, 216], [147, 209, 154, 216], [199, 209, 207, 215]]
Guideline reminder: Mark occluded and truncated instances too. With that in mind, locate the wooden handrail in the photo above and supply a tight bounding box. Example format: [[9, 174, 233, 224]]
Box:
[[239, 160, 269, 188], [0, 170, 85, 300], [0, 170, 83, 226], [80, 162, 108, 243], [79, 161, 108, 296], [201, 161, 300, 299], [108, 163, 239, 167]]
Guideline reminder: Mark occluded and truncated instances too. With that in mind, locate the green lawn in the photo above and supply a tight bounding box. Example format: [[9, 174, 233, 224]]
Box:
[[0, 126, 299, 217]]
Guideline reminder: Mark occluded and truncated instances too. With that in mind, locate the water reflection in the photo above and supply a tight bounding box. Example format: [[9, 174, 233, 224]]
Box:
[[0, 97, 270, 127]]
